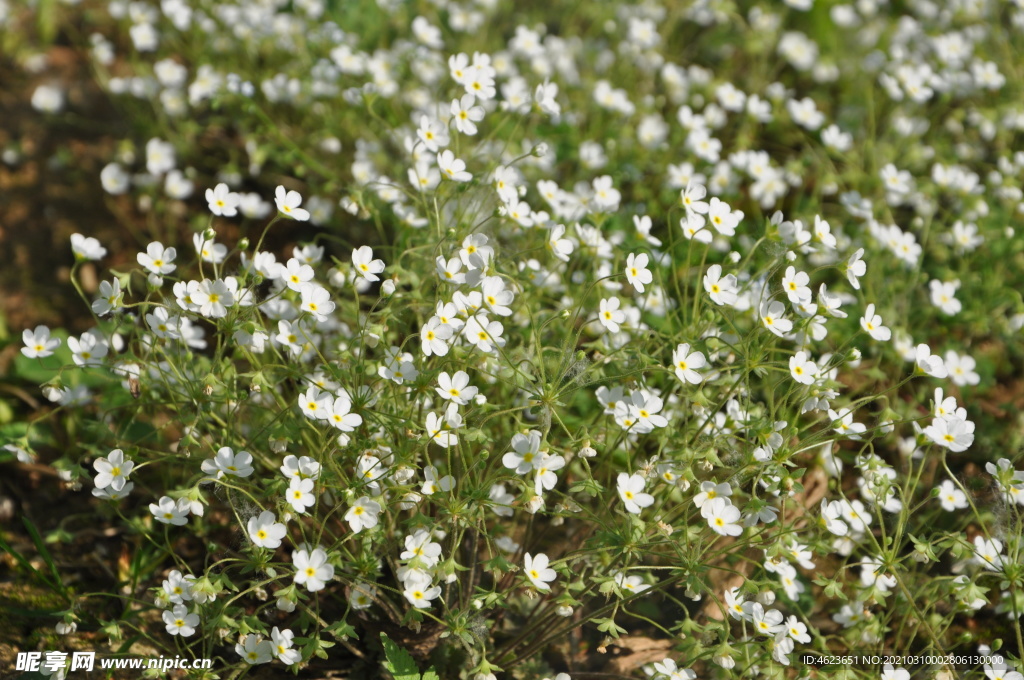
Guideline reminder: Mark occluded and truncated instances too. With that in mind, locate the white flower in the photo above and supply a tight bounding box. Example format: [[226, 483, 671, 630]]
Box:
[[137, 241, 177, 275], [420, 317, 453, 357], [845, 248, 866, 289], [206, 183, 240, 217], [345, 496, 382, 533], [760, 300, 793, 337], [923, 415, 974, 453], [707, 197, 742, 235], [191, 279, 234, 319], [703, 265, 738, 306], [425, 405, 462, 448], [672, 343, 706, 384], [403, 572, 442, 608], [450, 94, 484, 135], [854, 304, 891, 343], [21, 325, 61, 359], [789, 351, 818, 385], [275, 185, 311, 221], [463, 314, 505, 353], [748, 602, 785, 635], [150, 496, 191, 526], [944, 351, 980, 386], [286, 477, 316, 514], [93, 449, 133, 491], [547, 224, 575, 262], [704, 497, 742, 536], [915, 344, 948, 378], [201, 447, 254, 478], [617, 473, 654, 514], [327, 391, 362, 432], [438, 150, 471, 182], [292, 547, 334, 592], [236, 634, 275, 665], [481, 276, 514, 316], [781, 266, 811, 304], [271, 627, 302, 665], [71, 233, 107, 261], [248, 511, 287, 549], [624, 252, 653, 293], [436, 370, 478, 405], [163, 604, 199, 637], [300, 284, 335, 322], [598, 297, 626, 333], [352, 246, 385, 282], [929, 279, 962, 315], [523, 552, 557, 591]]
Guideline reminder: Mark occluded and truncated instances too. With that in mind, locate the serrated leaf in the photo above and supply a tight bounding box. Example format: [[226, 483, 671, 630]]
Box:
[[380, 632, 420, 680]]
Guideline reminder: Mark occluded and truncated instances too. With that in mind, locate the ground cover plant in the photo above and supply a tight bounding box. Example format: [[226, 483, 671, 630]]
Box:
[[2, 0, 1024, 678]]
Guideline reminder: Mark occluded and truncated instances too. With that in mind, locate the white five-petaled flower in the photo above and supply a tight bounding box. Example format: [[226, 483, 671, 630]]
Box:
[[236, 634, 274, 665], [68, 331, 108, 367], [299, 284, 335, 322], [401, 529, 443, 568], [286, 477, 316, 513], [292, 547, 334, 591], [937, 480, 969, 511], [327, 390, 362, 432], [80, 262, 115, 305], [598, 297, 626, 333], [789, 351, 818, 385], [344, 496, 382, 533], [137, 241, 177, 275], [352, 246, 385, 282], [703, 264, 739, 306], [523, 552, 557, 591], [93, 448, 134, 491], [163, 604, 199, 637], [672, 343, 707, 384], [915, 344, 948, 378], [435, 370, 478, 405], [624, 252, 653, 293], [760, 300, 793, 337], [191, 278, 234, 319], [403, 571, 442, 609], [206, 183, 240, 217], [201, 447, 254, 478], [704, 497, 742, 536], [845, 248, 866, 289], [150, 496, 191, 526], [781, 266, 811, 304], [425, 405, 462, 448], [21, 325, 61, 359], [71, 233, 107, 261], [247, 510, 287, 549], [450, 94, 484, 135], [438, 150, 471, 182], [617, 473, 655, 514], [923, 415, 975, 452], [860, 303, 891, 341], [271, 627, 302, 665], [275, 185, 311, 221]]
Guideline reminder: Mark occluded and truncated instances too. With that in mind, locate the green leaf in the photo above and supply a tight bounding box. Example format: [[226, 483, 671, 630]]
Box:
[[422, 669, 440, 680], [594, 616, 627, 638], [380, 632, 421, 680]]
